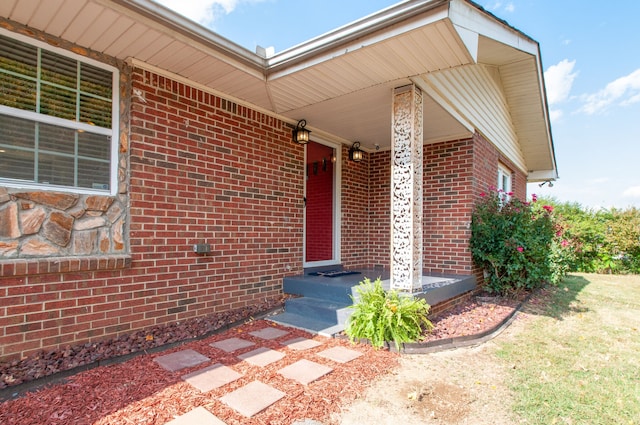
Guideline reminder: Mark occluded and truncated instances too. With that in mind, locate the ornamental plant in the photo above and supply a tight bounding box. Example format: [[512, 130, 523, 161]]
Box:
[[470, 189, 560, 296], [345, 277, 433, 350]]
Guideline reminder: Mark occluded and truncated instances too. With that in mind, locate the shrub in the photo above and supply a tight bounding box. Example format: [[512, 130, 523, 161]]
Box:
[[542, 199, 640, 274], [470, 190, 562, 295], [345, 277, 433, 350]]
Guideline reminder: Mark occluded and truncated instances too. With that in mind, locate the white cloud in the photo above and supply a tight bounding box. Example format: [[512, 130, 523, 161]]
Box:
[[623, 186, 640, 198], [549, 109, 563, 122], [485, 1, 514, 13], [155, 0, 243, 25], [544, 59, 578, 105], [580, 68, 640, 114]]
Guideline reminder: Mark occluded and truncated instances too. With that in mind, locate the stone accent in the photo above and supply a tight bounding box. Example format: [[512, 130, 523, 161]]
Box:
[[0, 240, 19, 257], [20, 207, 46, 235], [106, 202, 123, 223], [99, 228, 111, 253], [73, 230, 98, 254], [75, 216, 106, 231], [43, 211, 74, 247], [21, 238, 59, 256], [14, 192, 79, 210], [0, 203, 21, 238], [113, 216, 125, 251], [85, 196, 114, 212], [0, 190, 127, 259], [0, 187, 10, 204]]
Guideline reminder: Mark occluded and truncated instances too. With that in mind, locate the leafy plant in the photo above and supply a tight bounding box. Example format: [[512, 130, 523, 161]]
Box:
[[541, 198, 640, 274], [470, 190, 564, 296], [345, 277, 433, 350]]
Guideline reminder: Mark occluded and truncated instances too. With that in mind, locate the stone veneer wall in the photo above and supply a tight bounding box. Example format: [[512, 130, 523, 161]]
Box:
[[0, 190, 127, 258]]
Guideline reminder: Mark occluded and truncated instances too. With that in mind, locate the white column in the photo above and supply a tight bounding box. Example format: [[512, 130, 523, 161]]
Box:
[[390, 84, 423, 292]]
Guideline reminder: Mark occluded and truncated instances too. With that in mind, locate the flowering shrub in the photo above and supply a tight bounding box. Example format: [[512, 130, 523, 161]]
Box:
[[345, 277, 433, 350], [470, 189, 562, 295]]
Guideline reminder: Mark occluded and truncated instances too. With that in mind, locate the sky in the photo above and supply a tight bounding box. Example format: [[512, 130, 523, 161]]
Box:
[[155, 0, 640, 210]]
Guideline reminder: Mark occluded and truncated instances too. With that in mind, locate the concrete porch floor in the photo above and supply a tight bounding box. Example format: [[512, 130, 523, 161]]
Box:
[[267, 268, 476, 335]]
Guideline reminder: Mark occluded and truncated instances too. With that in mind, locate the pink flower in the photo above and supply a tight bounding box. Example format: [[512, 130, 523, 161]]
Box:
[[507, 191, 513, 196], [543, 205, 554, 213], [561, 240, 569, 247], [480, 192, 486, 197], [531, 194, 538, 202], [517, 246, 524, 252]]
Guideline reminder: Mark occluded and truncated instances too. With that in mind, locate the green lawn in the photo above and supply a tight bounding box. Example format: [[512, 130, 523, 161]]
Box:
[[496, 273, 640, 425]]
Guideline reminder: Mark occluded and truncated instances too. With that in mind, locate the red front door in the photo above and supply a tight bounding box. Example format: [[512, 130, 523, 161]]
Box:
[[305, 141, 335, 262]]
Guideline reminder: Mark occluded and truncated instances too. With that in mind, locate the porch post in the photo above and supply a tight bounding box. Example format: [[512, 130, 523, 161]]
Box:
[[390, 84, 423, 292]]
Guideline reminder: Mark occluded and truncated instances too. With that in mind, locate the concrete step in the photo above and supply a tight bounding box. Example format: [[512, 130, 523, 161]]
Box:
[[283, 275, 366, 304], [267, 312, 345, 337], [284, 297, 352, 325]]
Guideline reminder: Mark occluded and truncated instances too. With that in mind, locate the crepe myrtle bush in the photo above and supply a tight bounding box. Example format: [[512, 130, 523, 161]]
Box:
[[345, 277, 433, 350], [470, 189, 565, 296]]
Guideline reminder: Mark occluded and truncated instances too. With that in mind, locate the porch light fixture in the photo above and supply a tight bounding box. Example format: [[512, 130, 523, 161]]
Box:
[[292, 119, 311, 144], [538, 180, 554, 187], [349, 141, 364, 162]]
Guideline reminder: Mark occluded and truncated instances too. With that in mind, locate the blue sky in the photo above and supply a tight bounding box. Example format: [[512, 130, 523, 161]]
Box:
[[156, 0, 640, 210]]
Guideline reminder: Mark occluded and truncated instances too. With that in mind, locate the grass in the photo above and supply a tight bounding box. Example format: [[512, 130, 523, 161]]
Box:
[[496, 273, 640, 425]]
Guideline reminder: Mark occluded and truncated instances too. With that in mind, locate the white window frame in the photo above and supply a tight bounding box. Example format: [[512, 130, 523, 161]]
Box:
[[0, 28, 119, 196], [497, 164, 512, 203]]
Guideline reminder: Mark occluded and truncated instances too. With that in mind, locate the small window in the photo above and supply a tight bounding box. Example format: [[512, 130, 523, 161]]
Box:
[[0, 31, 117, 193], [497, 164, 512, 203]]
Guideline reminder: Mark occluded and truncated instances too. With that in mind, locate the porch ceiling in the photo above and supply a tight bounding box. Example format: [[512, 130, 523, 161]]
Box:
[[0, 0, 556, 179]]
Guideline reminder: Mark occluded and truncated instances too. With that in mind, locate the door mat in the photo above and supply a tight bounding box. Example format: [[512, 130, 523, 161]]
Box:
[[308, 270, 361, 278]]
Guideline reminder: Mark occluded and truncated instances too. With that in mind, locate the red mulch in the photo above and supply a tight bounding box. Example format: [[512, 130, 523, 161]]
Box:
[[0, 294, 522, 425]]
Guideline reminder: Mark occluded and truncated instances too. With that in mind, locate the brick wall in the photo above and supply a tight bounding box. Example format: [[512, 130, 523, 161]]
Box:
[[423, 138, 475, 274], [340, 146, 370, 269], [368, 150, 391, 269], [364, 133, 527, 276], [0, 67, 304, 361]]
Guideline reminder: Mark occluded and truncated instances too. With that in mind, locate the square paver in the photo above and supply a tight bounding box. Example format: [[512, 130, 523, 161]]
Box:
[[181, 363, 242, 392], [237, 347, 285, 367], [316, 346, 363, 364], [281, 337, 322, 351], [154, 349, 209, 372], [165, 406, 227, 425], [210, 337, 255, 353], [249, 327, 289, 340], [278, 359, 333, 385], [220, 380, 285, 417]]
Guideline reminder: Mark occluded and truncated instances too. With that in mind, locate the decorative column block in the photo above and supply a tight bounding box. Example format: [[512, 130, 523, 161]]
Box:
[[390, 84, 423, 292]]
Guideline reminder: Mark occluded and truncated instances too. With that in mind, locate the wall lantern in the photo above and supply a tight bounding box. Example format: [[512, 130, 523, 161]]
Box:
[[292, 119, 311, 144], [349, 141, 364, 162], [538, 180, 554, 187]]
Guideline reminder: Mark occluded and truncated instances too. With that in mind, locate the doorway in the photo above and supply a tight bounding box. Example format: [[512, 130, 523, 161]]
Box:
[[304, 140, 341, 267]]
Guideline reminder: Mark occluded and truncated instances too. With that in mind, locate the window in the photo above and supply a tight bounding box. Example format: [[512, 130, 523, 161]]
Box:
[[497, 164, 512, 203], [0, 31, 118, 193]]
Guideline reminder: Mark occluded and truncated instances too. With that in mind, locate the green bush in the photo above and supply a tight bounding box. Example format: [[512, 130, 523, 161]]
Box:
[[345, 277, 433, 350], [542, 199, 640, 274], [470, 190, 563, 295]]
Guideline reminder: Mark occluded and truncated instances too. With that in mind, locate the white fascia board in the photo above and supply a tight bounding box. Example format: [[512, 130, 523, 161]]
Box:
[[527, 170, 559, 182], [452, 23, 479, 63], [449, 0, 538, 56]]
